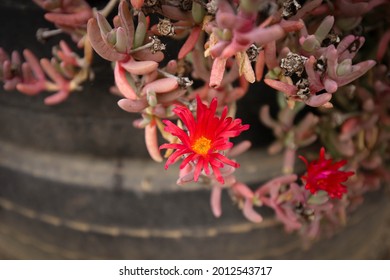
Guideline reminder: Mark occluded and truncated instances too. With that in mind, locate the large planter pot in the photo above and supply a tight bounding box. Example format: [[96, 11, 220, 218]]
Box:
[[0, 142, 389, 259], [1, 1, 390, 260]]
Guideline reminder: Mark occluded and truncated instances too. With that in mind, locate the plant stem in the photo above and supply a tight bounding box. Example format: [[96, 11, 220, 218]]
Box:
[[283, 146, 296, 174]]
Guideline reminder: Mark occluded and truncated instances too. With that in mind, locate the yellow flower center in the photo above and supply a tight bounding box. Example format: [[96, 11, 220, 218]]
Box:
[[192, 136, 211, 155]]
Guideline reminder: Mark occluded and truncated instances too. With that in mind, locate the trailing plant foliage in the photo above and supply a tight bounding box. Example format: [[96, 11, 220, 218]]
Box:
[[1, 0, 389, 244]]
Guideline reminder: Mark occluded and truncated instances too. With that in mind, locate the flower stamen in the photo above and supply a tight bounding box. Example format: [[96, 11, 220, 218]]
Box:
[[192, 136, 211, 155]]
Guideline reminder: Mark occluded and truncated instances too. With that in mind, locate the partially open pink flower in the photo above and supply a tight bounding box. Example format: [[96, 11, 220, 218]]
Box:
[[299, 147, 355, 199], [160, 96, 249, 184]]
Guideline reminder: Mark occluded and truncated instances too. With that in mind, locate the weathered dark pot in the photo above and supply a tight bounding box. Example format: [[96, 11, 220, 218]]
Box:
[[1, 1, 389, 260]]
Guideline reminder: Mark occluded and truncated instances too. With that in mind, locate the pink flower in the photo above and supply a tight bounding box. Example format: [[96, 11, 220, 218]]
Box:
[[299, 147, 355, 199], [160, 96, 249, 184]]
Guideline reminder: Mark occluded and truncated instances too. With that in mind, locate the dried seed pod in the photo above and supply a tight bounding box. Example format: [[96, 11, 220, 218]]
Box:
[[280, 52, 308, 77], [282, 0, 301, 19], [246, 44, 261, 62], [157, 18, 175, 36]]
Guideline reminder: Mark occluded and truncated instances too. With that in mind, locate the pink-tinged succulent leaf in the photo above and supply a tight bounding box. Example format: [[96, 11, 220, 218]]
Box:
[[314, 16, 334, 43], [301, 35, 320, 53], [221, 41, 249, 59], [113, 15, 121, 29], [156, 89, 186, 103], [336, 59, 353, 76], [133, 49, 164, 62], [209, 57, 227, 88], [119, 0, 135, 51], [323, 78, 338, 94], [44, 9, 93, 28], [227, 140, 252, 158], [0, 48, 8, 62], [118, 98, 148, 113], [368, 0, 389, 10], [337, 60, 376, 87], [142, 78, 179, 94], [133, 20, 147, 49], [255, 49, 265, 81], [16, 65, 45, 95], [268, 141, 284, 155], [11, 50, 21, 67], [178, 26, 201, 60], [340, 117, 361, 140], [21, 63, 34, 83], [305, 93, 332, 107], [166, 60, 177, 74], [295, 113, 319, 140], [264, 79, 297, 96], [240, 25, 285, 47], [305, 56, 323, 92], [58, 41, 79, 66], [19, 81, 43, 95], [130, 0, 144, 10], [115, 27, 128, 53], [216, 12, 245, 31], [338, 0, 368, 17], [337, 36, 364, 61], [336, 17, 362, 33], [87, 18, 127, 62], [227, 87, 246, 102], [279, 20, 304, 33], [260, 105, 279, 130], [3, 78, 21, 91], [256, 174, 298, 197], [289, 0, 323, 20], [161, 5, 192, 21], [32, 0, 53, 9], [264, 41, 278, 69], [192, 49, 210, 81], [145, 122, 163, 162], [232, 182, 254, 200], [114, 62, 137, 99], [325, 46, 338, 79], [23, 49, 45, 81], [218, 0, 235, 14], [120, 57, 158, 75], [377, 29, 390, 61], [243, 198, 263, 223], [188, 85, 209, 100], [44, 90, 71, 106], [143, 70, 158, 84], [96, 12, 112, 35], [209, 41, 230, 58], [211, 185, 223, 218], [176, 164, 195, 185], [40, 58, 68, 88], [2, 60, 15, 80]]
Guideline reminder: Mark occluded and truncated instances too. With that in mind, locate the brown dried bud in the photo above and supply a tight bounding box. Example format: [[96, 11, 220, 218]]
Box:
[[178, 77, 193, 89], [149, 36, 166, 53], [321, 30, 341, 48], [206, 0, 218, 15], [144, 0, 159, 6], [296, 78, 310, 100], [314, 57, 327, 73], [157, 18, 175, 36], [246, 44, 260, 62], [280, 52, 307, 77], [180, 0, 193, 11], [282, 0, 301, 19]]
